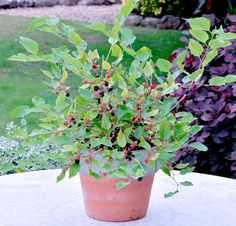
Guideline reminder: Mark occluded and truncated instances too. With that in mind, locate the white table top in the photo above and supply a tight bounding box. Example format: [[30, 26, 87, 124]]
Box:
[[0, 169, 235, 226]]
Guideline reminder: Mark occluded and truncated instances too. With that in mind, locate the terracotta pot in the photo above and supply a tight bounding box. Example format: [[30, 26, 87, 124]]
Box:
[[79, 174, 155, 222]]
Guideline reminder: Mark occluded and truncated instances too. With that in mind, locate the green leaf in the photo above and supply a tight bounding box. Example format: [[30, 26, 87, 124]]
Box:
[[102, 113, 111, 130], [175, 163, 189, 170], [225, 75, 236, 84], [180, 181, 193, 186], [100, 138, 112, 147], [180, 166, 195, 175], [90, 137, 112, 148], [120, 43, 136, 56], [187, 69, 204, 82], [87, 23, 117, 39], [27, 18, 46, 32], [56, 91, 67, 111], [188, 39, 203, 57], [136, 47, 151, 62], [117, 75, 127, 89], [189, 30, 209, 43], [8, 53, 42, 62], [160, 119, 171, 141], [117, 0, 135, 19], [156, 59, 172, 73], [190, 125, 202, 135], [112, 17, 121, 33], [90, 138, 101, 148], [88, 49, 99, 61], [68, 31, 82, 47], [29, 129, 50, 137], [209, 39, 232, 49], [209, 76, 226, 86], [162, 84, 179, 95], [0, 163, 15, 173], [19, 36, 39, 54], [117, 130, 126, 148], [32, 96, 45, 106], [187, 17, 211, 30], [190, 142, 208, 152], [147, 109, 159, 117], [102, 60, 111, 70], [116, 181, 131, 190], [111, 44, 122, 58], [176, 50, 187, 67], [11, 105, 30, 118], [217, 32, 236, 40], [143, 62, 154, 77], [69, 163, 80, 178], [57, 171, 66, 183], [87, 23, 107, 32], [78, 88, 93, 99], [202, 49, 218, 67], [164, 190, 179, 198], [120, 27, 136, 45], [175, 112, 196, 123], [139, 138, 151, 150], [162, 166, 171, 176], [163, 143, 182, 153], [41, 69, 54, 79], [159, 152, 176, 160], [134, 126, 144, 139], [47, 136, 70, 145], [89, 167, 101, 179]]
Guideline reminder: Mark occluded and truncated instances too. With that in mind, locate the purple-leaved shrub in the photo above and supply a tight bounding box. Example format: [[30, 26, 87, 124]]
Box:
[[172, 15, 236, 178]]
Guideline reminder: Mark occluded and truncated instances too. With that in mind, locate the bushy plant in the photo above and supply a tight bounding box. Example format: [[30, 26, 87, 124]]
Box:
[[6, 1, 236, 195], [171, 16, 236, 178], [0, 122, 66, 175], [135, 0, 198, 17]]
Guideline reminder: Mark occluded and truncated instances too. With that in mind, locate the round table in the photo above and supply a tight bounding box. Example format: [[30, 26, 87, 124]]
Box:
[[0, 169, 235, 226]]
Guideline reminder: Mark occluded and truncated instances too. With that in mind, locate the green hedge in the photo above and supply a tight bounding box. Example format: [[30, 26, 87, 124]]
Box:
[[135, 0, 197, 17], [135, 0, 235, 18]]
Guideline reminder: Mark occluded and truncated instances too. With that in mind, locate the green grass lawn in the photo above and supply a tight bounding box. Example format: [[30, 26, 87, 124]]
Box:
[[0, 15, 184, 133]]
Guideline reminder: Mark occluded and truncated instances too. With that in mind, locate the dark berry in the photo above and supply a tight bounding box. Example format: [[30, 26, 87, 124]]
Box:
[[126, 155, 132, 161], [127, 151, 132, 156], [12, 160, 18, 166], [99, 91, 104, 97], [66, 92, 70, 97], [75, 159, 80, 164], [104, 81, 109, 87], [110, 136, 116, 143], [137, 177, 143, 182], [94, 86, 99, 91], [108, 87, 113, 92]]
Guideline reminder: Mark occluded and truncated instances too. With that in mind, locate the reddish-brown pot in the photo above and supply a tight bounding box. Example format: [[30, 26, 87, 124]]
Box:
[[79, 174, 155, 222]]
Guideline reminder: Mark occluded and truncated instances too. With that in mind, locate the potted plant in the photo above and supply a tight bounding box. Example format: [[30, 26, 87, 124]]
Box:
[[8, 0, 236, 222]]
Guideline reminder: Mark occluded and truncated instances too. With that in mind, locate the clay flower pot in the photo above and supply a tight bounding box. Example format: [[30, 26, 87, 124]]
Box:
[[80, 173, 155, 222]]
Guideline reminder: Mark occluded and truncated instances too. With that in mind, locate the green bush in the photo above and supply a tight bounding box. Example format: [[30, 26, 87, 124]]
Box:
[[135, 0, 235, 18], [135, 0, 198, 17]]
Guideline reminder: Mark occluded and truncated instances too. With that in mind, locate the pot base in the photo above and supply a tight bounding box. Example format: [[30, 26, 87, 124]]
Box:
[[80, 174, 154, 222]]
